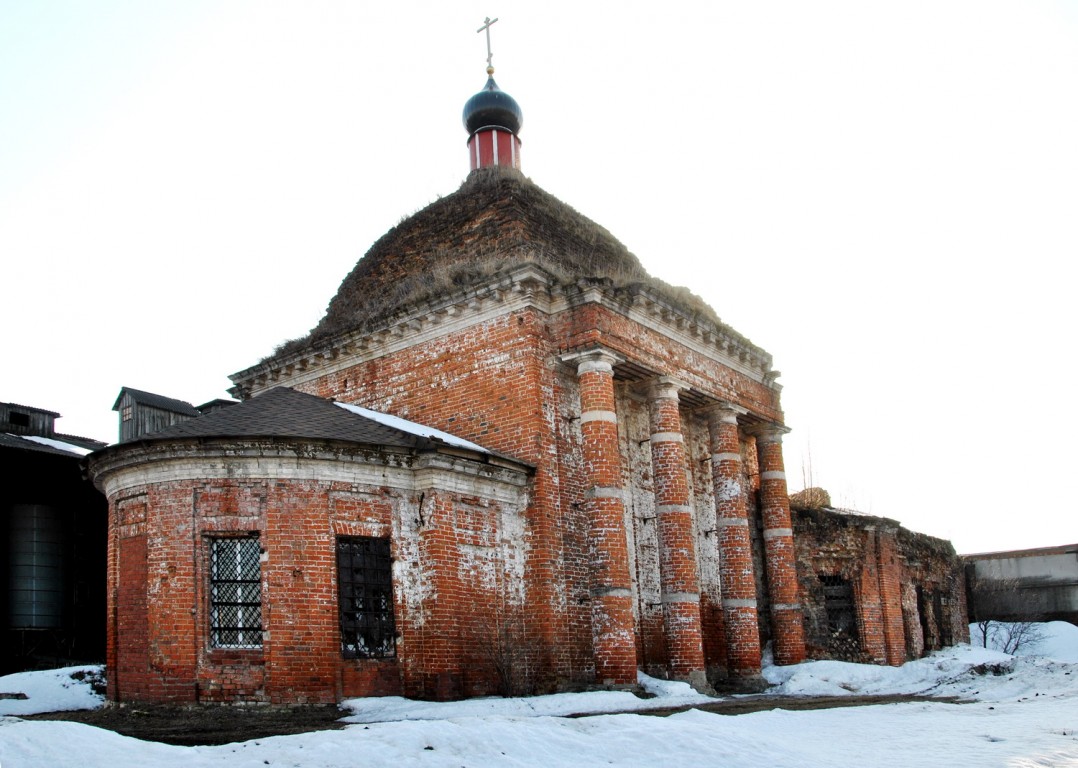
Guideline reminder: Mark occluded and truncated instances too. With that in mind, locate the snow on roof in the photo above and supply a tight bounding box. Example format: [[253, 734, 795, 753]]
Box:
[[334, 402, 488, 454], [15, 434, 94, 456]]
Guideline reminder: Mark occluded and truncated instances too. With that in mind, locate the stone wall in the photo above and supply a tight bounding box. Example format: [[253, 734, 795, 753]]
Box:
[[792, 504, 968, 665]]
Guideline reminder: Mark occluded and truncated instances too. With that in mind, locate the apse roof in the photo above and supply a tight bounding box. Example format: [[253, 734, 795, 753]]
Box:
[[127, 386, 487, 453]]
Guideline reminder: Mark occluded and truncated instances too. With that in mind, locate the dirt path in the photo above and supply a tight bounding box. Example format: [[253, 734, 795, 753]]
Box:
[[591, 693, 968, 718], [26, 704, 349, 746], [26, 694, 967, 746]]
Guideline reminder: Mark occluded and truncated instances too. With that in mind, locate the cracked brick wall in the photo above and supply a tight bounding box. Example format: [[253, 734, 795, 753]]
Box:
[[792, 505, 968, 665]]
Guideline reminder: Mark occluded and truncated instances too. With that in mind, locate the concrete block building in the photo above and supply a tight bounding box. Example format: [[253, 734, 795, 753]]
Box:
[[966, 544, 1078, 626]]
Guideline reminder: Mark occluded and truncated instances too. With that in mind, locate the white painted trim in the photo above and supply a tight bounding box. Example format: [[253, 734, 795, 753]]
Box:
[[661, 592, 700, 604], [649, 431, 684, 444], [716, 517, 749, 527], [721, 598, 757, 609], [592, 586, 632, 598], [656, 503, 694, 514], [580, 410, 618, 424], [231, 265, 779, 402], [91, 442, 528, 504]]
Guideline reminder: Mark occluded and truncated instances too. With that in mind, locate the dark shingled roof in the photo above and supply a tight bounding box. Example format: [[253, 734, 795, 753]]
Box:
[[113, 387, 201, 416], [136, 386, 447, 450], [281, 167, 653, 354]]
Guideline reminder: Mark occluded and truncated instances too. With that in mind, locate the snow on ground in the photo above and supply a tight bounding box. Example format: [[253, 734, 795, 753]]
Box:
[[341, 672, 714, 723], [0, 665, 103, 716], [969, 621, 1078, 664], [2, 624, 1077, 767]]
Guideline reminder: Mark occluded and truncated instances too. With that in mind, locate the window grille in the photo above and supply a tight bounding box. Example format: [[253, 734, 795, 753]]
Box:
[[210, 537, 263, 648], [337, 536, 395, 659]]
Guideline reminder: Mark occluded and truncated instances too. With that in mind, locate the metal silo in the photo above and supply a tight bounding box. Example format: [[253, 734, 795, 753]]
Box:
[[8, 504, 65, 629]]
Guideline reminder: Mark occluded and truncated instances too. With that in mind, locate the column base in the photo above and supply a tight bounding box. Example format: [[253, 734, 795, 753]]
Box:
[[685, 669, 716, 696]]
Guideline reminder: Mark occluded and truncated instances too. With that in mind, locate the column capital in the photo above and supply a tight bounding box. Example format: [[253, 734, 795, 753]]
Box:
[[745, 422, 791, 442], [648, 375, 690, 401], [704, 401, 748, 425], [560, 346, 625, 376]]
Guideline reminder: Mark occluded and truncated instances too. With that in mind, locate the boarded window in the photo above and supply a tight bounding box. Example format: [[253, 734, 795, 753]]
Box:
[[337, 536, 395, 659], [209, 537, 263, 648], [819, 574, 859, 658]]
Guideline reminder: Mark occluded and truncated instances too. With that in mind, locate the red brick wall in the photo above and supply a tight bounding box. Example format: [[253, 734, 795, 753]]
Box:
[[108, 291, 794, 702], [275, 300, 790, 689], [101, 453, 528, 704], [755, 433, 806, 666], [113, 533, 148, 701]]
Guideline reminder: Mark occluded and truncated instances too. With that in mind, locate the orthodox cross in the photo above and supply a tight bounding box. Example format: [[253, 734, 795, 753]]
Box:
[[477, 16, 499, 70]]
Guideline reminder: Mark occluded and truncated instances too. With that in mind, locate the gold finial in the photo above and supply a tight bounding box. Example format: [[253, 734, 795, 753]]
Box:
[[477, 16, 499, 74]]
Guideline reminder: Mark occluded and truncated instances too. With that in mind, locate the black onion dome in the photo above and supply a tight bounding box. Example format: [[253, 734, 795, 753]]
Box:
[[462, 76, 523, 135]]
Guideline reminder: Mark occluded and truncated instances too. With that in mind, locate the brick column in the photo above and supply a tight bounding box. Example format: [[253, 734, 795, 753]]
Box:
[[706, 404, 763, 680], [875, 528, 908, 666], [753, 425, 806, 666], [569, 349, 637, 686], [648, 377, 708, 690]]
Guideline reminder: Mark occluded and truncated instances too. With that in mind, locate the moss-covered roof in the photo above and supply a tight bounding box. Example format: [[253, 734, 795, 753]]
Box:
[[260, 165, 755, 371], [266, 166, 736, 361], [317, 166, 648, 335]]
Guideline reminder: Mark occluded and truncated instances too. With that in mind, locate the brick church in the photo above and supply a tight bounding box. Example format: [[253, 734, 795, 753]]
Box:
[[87, 57, 967, 705]]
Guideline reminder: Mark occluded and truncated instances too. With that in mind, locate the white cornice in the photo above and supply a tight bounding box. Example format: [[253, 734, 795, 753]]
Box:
[[89, 439, 529, 503], [229, 264, 778, 399]]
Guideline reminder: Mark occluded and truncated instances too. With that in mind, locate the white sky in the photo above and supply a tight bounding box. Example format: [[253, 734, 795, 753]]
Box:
[[3, 1, 1076, 554]]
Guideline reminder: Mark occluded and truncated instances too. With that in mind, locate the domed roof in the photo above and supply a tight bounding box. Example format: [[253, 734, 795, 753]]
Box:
[[299, 169, 649, 348], [462, 74, 523, 135]]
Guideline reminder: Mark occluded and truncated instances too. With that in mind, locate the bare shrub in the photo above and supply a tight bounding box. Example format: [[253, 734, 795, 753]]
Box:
[[469, 608, 547, 698], [987, 621, 1047, 655], [967, 571, 1046, 655]]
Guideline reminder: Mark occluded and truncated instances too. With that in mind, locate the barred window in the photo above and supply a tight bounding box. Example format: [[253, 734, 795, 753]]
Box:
[[819, 573, 860, 659], [337, 536, 395, 659], [210, 537, 263, 648], [819, 573, 857, 635]]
